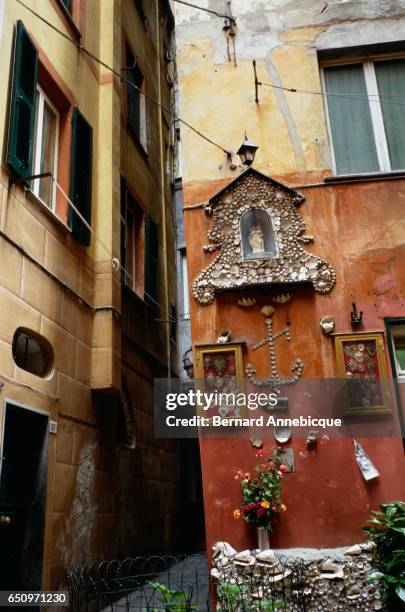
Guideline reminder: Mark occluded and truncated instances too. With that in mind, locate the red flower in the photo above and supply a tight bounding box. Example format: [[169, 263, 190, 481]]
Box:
[[256, 449, 264, 457], [280, 465, 288, 473], [256, 507, 266, 517]]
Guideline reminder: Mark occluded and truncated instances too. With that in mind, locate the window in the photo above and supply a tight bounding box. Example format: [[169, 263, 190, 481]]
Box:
[[69, 108, 93, 245], [180, 249, 190, 320], [12, 328, 54, 378], [170, 303, 177, 343], [32, 87, 59, 210], [125, 44, 147, 150], [389, 323, 405, 382], [323, 59, 405, 175], [59, 0, 73, 14], [120, 176, 144, 297], [144, 214, 159, 309]]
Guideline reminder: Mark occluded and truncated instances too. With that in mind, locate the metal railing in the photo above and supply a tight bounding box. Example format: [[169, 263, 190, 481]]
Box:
[[67, 553, 308, 611]]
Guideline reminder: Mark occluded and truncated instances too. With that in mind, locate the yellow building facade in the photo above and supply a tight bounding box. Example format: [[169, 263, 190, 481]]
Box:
[[0, 0, 179, 590]]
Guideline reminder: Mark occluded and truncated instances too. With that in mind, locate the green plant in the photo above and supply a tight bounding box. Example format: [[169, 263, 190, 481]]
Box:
[[217, 582, 283, 611], [146, 582, 197, 612], [233, 450, 287, 530], [363, 500, 405, 610]]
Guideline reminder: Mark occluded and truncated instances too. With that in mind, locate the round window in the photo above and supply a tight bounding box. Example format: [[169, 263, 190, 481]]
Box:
[[12, 328, 54, 378]]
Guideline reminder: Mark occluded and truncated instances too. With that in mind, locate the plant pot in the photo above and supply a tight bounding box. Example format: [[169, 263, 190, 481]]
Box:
[[257, 526, 270, 551]]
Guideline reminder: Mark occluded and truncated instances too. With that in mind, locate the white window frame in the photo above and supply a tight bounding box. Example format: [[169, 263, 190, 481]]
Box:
[[32, 86, 59, 211], [321, 57, 405, 176], [389, 324, 405, 382]]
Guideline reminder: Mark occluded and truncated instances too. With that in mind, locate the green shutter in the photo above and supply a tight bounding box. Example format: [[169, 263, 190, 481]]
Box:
[[375, 59, 405, 171], [144, 214, 159, 308], [7, 20, 38, 179], [69, 108, 93, 246]]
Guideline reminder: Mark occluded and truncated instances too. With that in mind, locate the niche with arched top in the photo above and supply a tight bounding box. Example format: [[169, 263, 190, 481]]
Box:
[[240, 209, 278, 260], [12, 328, 54, 378]]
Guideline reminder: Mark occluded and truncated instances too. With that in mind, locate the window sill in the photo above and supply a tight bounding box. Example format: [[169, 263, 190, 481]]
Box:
[[25, 189, 71, 234], [324, 170, 405, 184]]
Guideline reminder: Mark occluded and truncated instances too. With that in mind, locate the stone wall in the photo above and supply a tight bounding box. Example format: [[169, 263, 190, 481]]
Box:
[[212, 541, 385, 611]]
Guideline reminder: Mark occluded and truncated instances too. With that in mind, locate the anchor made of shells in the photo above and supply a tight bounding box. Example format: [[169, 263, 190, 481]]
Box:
[[246, 304, 303, 393]]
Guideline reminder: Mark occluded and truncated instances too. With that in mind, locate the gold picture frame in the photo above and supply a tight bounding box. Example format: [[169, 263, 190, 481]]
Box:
[[193, 342, 247, 420], [334, 332, 391, 415]]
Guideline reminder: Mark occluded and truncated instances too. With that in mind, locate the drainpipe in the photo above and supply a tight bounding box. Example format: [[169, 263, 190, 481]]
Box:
[[155, 0, 171, 382]]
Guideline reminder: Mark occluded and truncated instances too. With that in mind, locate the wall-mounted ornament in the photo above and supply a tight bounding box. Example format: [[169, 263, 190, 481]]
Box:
[[237, 297, 256, 308], [320, 316, 335, 335], [350, 302, 363, 327], [273, 446, 295, 472], [217, 329, 232, 344], [250, 437, 263, 449], [194, 342, 247, 420], [334, 333, 391, 415], [274, 426, 291, 444], [246, 306, 304, 393], [353, 438, 379, 481], [192, 168, 336, 305], [306, 430, 318, 447]]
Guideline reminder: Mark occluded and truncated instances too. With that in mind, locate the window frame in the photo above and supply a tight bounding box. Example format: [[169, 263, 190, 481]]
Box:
[[180, 248, 190, 320], [124, 42, 147, 153], [388, 322, 405, 382], [31, 86, 60, 212], [321, 54, 405, 176]]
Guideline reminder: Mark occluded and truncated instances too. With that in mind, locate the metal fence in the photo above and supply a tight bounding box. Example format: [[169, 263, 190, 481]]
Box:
[[67, 553, 308, 611]]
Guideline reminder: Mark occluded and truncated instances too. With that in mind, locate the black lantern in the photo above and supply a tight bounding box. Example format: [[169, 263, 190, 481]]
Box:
[[237, 133, 259, 166]]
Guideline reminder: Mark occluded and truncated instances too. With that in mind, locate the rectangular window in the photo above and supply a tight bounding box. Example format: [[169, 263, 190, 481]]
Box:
[[323, 58, 405, 175], [120, 177, 144, 297], [59, 0, 73, 14], [125, 44, 147, 150], [32, 87, 59, 210], [180, 249, 190, 320], [388, 323, 405, 381], [69, 108, 93, 245], [144, 214, 159, 309]]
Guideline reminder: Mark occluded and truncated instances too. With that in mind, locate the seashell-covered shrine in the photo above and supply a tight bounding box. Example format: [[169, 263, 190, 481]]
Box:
[[192, 168, 336, 305]]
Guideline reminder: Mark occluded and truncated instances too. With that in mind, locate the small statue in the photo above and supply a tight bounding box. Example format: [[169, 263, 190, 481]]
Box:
[[249, 225, 265, 254]]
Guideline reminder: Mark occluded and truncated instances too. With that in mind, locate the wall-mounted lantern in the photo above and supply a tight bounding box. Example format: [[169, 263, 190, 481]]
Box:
[[237, 133, 258, 166]]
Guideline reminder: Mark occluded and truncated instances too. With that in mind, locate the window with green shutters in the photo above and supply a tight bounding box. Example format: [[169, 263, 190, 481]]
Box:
[[69, 108, 93, 246], [144, 214, 159, 309], [7, 20, 38, 179], [323, 59, 405, 175]]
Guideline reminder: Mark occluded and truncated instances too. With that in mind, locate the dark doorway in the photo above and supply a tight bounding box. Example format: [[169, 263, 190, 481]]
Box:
[[0, 403, 49, 591]]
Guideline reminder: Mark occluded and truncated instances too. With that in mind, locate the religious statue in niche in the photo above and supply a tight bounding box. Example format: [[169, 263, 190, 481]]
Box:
[[191, 168, 336, 305], [240, 209, 277, 259]]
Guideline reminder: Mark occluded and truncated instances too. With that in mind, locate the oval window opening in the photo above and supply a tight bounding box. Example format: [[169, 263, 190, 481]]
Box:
[[12, 328, 54, 378], [240, 209, 278, 260]]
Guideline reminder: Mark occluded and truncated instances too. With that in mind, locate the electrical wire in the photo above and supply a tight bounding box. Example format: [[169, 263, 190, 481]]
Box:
[[172, 0, 232, 20], [259, 80, 405, 107], [14, 0, 230, 155]]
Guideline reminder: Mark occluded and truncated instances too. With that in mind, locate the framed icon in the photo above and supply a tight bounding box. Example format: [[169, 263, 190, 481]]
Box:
[[193, 342, 246, 420], [334, 333, 391, 415]]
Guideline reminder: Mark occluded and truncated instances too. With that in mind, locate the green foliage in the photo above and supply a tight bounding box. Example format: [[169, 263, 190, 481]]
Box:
[[217, 582, 283, 611], [146, 582, 197, 612], [363, 500, 405, 610]]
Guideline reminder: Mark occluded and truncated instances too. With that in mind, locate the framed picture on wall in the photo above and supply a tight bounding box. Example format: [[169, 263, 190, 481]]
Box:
[[334, 332, 391, 415], [193, 342, 247, 420]]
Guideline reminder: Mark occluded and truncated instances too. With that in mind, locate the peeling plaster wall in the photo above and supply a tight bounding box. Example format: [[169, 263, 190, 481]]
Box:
[[174, 0, 405, 186], [174, 0, 405, 552]]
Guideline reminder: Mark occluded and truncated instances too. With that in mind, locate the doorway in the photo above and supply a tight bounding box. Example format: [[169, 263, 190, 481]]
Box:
[[0, 402, 49, 590]]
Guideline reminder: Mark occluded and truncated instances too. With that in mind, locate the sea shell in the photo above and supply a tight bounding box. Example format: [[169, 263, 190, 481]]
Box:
[[273, 293, 292, 304], [261, 305, 275, 318], [237, 297, 256, 307]]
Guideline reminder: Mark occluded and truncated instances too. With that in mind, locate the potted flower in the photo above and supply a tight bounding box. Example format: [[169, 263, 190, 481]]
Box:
[[233, 449, 287, 550]]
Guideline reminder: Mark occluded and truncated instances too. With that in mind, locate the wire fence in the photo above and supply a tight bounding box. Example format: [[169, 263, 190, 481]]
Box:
[[67, 553, 309, 611]]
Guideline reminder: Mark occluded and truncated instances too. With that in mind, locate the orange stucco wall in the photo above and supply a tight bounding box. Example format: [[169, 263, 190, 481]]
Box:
[[184, 174, 405, 551]]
